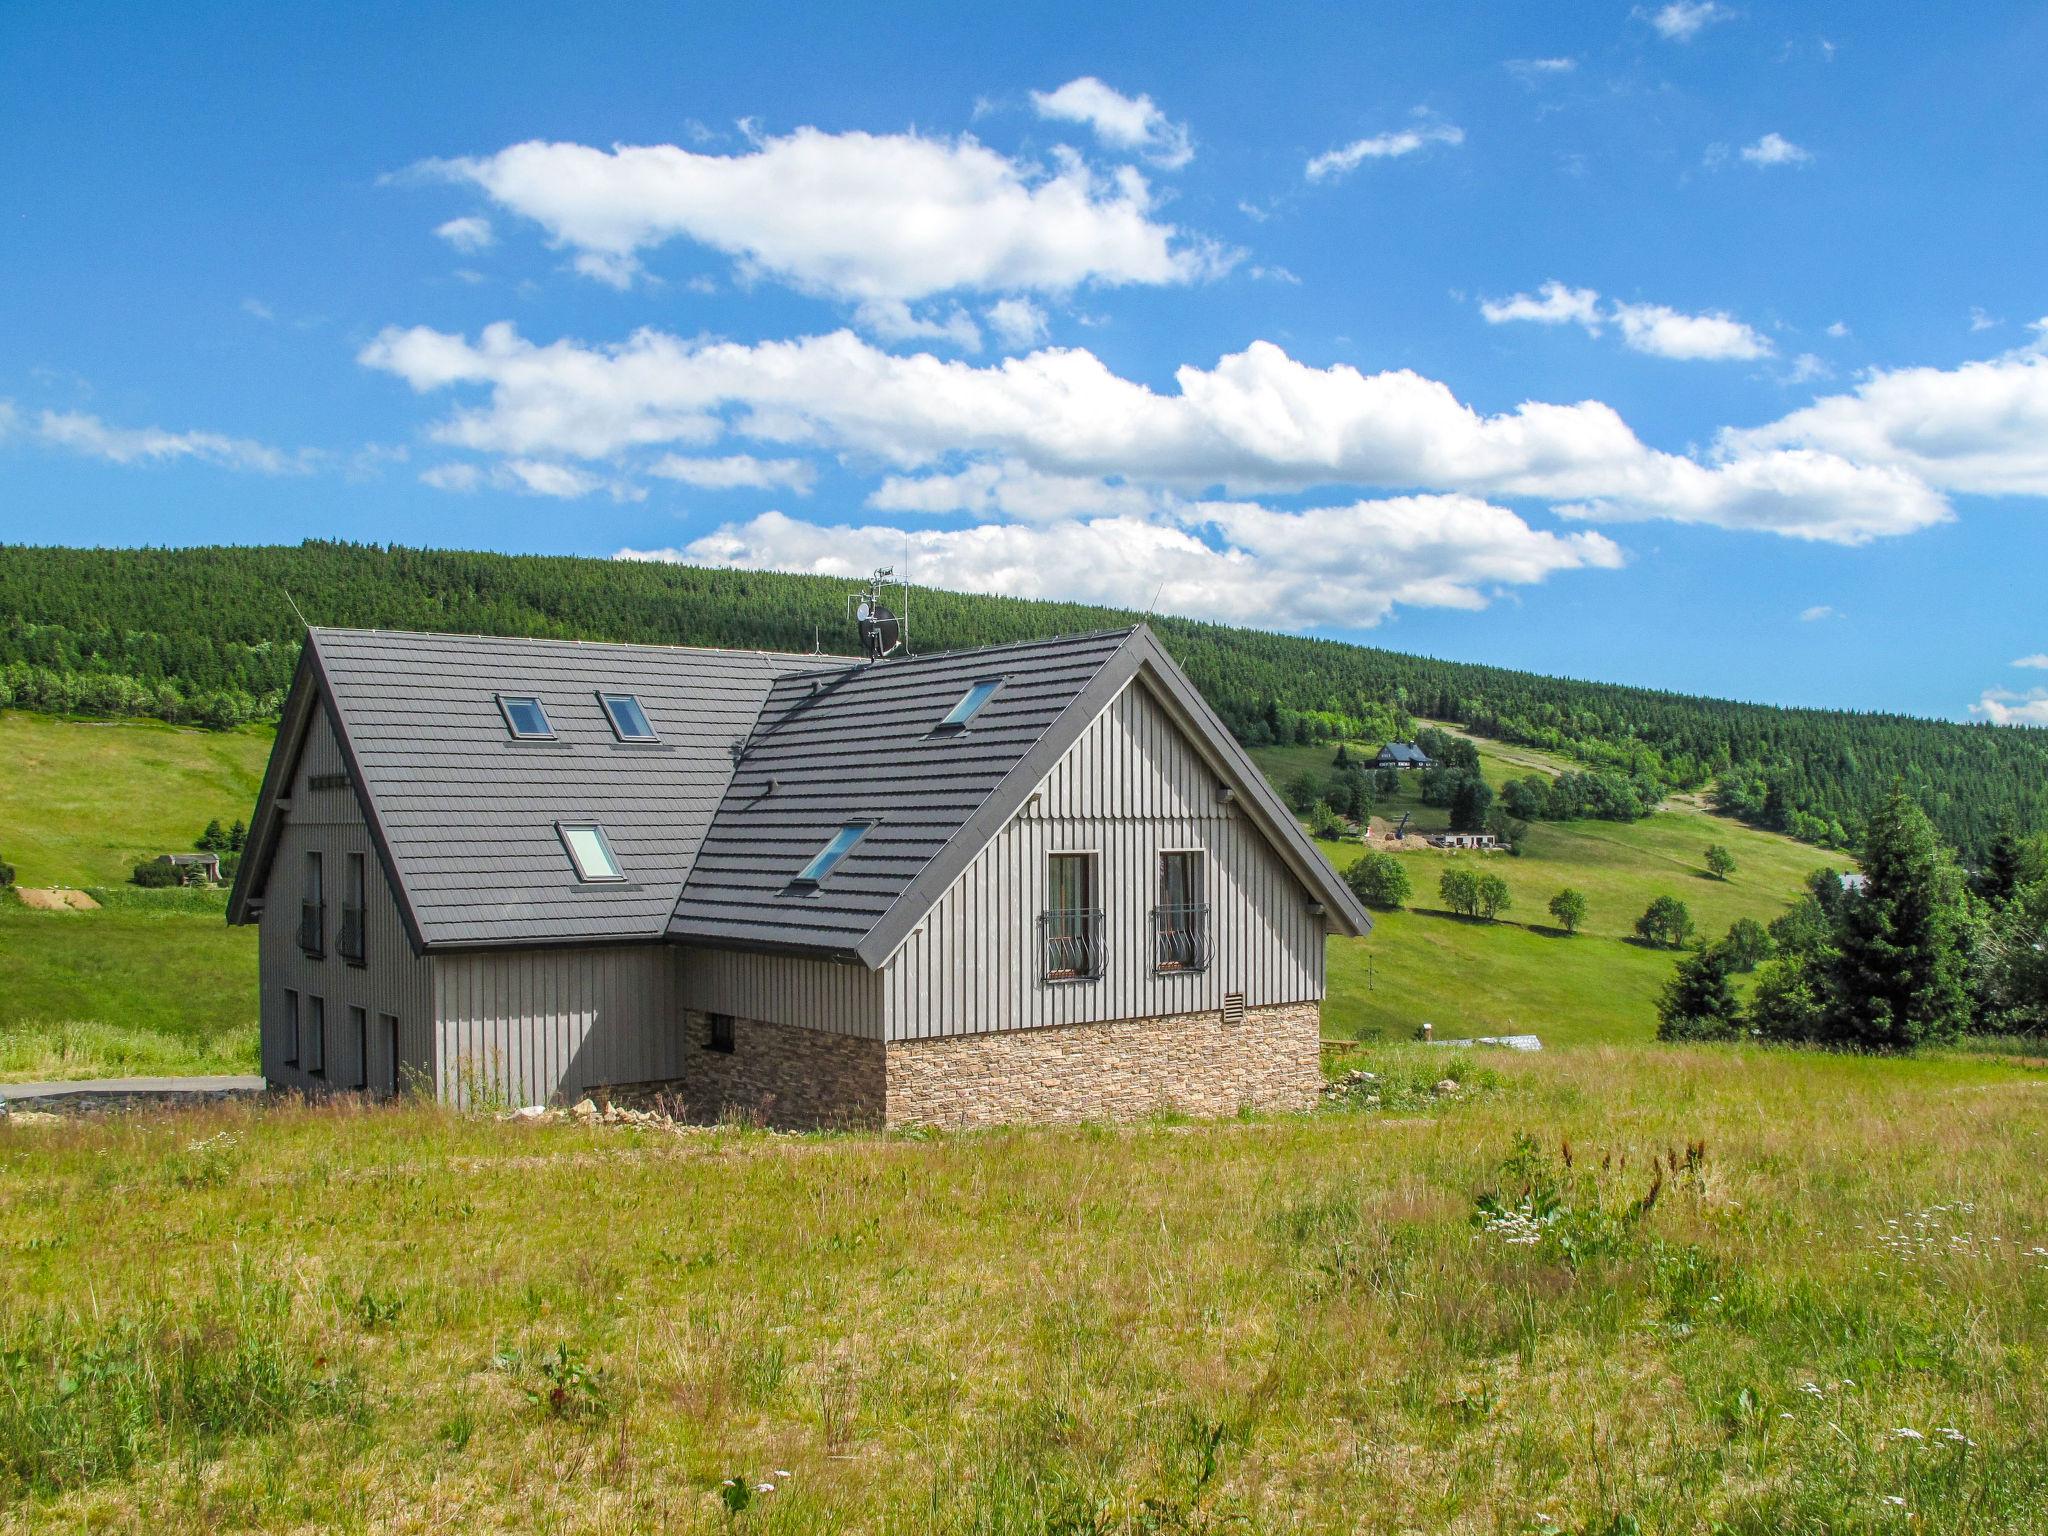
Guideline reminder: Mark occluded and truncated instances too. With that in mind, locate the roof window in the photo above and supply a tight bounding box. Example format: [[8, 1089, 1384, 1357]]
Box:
[[793, 822, 871, 886], [599, 692, 658, 741], [937, 678, 1002, 730], [558, 823, 624, 882], [498, 694, 553, 739]]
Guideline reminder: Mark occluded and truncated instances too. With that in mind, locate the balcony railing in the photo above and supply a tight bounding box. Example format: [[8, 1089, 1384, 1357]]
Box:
[[1152, 903, 1212, 972], [298, 900, 326, 958], [1039, 908, 1106, 981], [337, 903, 365, 965]]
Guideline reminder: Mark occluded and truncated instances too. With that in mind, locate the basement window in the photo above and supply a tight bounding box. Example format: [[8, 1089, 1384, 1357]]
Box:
[[793, 822, 871, 886], [558, 823, 625, 882], [937, 677, 1002, 730], [599, 692, 658, 741], [497, 694, 554, 739]]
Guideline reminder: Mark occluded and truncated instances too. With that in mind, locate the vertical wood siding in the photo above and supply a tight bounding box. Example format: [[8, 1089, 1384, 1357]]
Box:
[[677, 947, 884, 1039], [432, 944, 684, 1108], [257, 703, 434, 1095], [882, 680, 1326, 1040]]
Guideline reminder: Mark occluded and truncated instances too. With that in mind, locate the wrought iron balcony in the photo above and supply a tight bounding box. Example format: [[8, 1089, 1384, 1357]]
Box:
[[337, 903, 365, 965], [298, 899, 325, 958], [1152, 902, 1212, 972], [1039, 908, 1106, 981]]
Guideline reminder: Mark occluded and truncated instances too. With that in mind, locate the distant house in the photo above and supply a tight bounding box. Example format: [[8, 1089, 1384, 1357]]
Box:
[[1429, 832, 1500, 851], [229, 624, 1371, 1127], [1839, 872, 1869, 895], [1374, 741, 1433, 771], [154, 852, 223, 885]]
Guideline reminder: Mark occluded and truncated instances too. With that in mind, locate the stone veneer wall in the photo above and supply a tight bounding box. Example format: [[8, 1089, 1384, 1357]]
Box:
[[883, 1001, 1322, 1129], [671, 1009, 886, 1129]]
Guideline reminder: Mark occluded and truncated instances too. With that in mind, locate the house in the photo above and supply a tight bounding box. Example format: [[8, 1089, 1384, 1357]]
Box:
[[1374, 741, 1433, 771], [228, 624, 1371, 1128], [154, 852, 223, 885], [1429, 832, 1500, 851]]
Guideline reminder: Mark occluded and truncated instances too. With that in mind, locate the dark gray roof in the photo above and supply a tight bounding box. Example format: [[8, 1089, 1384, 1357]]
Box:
[[667, 629, 1137, 959], [232, 627, 836, 948], [1376, 741, 1432, 765], [232, 623, 1370, 957]]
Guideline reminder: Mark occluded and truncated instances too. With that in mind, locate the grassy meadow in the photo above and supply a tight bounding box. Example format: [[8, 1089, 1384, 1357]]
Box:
[[1254, 730, 1836, 1045], [3, 1043, 2044, 1532], [0, 711, 267, 1080]]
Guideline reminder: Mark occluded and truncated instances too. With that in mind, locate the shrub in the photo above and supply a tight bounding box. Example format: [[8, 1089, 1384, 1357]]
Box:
[[1306, 800, 1348, 841], [1473, 872, 1512, 921], [129, 860, 181, 889], [1548, 888, 1588, 934], [1635, 895, 1695, 950], [1720, 917, 1771, 972], [0, 854, 14, 888], [1345, 850, 1412, 910], [1439, 867, 1479, 918]]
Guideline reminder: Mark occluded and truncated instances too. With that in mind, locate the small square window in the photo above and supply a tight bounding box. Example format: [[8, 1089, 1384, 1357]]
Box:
[[706, 1013, 735, 1054], [497, 695, 553, 739], [559, 823, 625, 882], [794, 822, 871, 886], [938, 678, 1002, 730], [599, 692, 659, 741]]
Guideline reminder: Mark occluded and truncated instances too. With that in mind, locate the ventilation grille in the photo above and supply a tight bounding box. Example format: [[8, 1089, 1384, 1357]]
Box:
[[1221, 992, 1247, 1026]]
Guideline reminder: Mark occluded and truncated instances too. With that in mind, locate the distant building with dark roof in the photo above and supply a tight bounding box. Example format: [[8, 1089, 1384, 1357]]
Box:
[[230, 624, 1369, 1127], [1374, 741, 1433, 771]]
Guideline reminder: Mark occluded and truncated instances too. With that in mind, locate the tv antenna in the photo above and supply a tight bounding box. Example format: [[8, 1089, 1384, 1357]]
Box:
[[848, 566, 909, 662]]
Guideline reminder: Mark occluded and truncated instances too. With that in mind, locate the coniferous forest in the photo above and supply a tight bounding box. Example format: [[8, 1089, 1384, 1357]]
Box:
[[2, 541, 2043, 862]]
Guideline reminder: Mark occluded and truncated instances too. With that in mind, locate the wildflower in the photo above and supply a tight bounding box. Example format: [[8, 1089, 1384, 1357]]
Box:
[[775, 1469, 793, 1478], [1779, 1412, 1795, 1421], [1935, 1427, 1973, 1446], [1798, 1382, 1825, 1399], [1889, 1427, 1924, 1442], [1883, 1495, 1908, 1509], [755, 1483, 776, 1494]]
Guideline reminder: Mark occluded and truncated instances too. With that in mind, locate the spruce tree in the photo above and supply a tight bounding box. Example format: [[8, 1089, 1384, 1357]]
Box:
[[1657, 943, 1744, 1041], [1825, 785, 1973, 1049]]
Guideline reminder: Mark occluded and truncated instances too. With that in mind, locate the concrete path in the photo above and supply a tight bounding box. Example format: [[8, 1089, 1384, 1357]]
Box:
[[0, 1074, 265, 1109]]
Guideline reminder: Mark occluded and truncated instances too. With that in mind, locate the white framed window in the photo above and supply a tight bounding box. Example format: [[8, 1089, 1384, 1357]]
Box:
[[1042, 852, 1103, 981], [497, 694, 554, 739], [558, 822, 625, 882], [598, 692, 659, 741]]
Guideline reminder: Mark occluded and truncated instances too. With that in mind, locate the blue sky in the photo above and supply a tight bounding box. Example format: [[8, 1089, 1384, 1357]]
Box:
[[5, 1, 2047, 722]]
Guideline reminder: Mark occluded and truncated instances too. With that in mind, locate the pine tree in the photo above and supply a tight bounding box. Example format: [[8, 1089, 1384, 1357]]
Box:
[[1657, 943, 1744, 1041], [1825, 785, 1973, 1049]]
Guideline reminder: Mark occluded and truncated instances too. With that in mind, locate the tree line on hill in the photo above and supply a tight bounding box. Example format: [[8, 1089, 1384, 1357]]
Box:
[[2, 540, 2044, 861], [1658, 795, 2048, 1048]]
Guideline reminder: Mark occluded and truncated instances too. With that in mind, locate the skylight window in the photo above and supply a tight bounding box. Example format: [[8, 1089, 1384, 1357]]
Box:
[[793, 822, 871, 886], [558, 823, 624, 882], [498, 694, 553, 739], [599, 692, 658, 741], [938, 678, 1002, 730]]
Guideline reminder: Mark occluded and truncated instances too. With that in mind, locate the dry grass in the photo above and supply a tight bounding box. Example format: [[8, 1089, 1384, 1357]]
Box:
[[4, 1044, 2045, 1532]]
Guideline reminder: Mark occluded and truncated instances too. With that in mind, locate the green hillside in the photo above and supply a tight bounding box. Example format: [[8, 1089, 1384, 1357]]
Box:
[[4, 541, 2045, 860], [1256, 730, 1831, 1046]]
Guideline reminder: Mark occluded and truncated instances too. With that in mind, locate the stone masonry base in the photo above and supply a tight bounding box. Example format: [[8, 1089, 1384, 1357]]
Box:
[[885, 1001, 1323, 1129], [600, 1002, 1323, 1131]]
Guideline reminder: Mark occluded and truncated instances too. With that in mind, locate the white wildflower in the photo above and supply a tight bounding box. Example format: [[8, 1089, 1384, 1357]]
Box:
[[1890, 1427, 1924, 1442]]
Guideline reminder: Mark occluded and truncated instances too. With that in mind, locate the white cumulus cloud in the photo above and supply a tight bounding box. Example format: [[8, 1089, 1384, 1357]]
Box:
[[26, 410, 310, 474], [1030, 77, 1193, 169], [358, 322, 1948, 543], [416, 129, 1225, 300], [983, 297, 1050, 350], [1641, 2, 1733, 42], [1972, 688, 2048, 727], [2013, 653, 2048, 669], [621, 494, 1622, 631], [1740, 132, 1812, 167], [1306, 120, 1464, 182], [434, 215, 495, 253], [1480, 283, 1771, 360], [648, 453, 815, 492], [1800, 604, 1838, 622]]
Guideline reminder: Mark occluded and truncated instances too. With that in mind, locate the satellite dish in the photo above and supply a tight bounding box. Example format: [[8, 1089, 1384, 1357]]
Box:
[[857, 600, 901, 660], [849, 567, 907, 660]]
